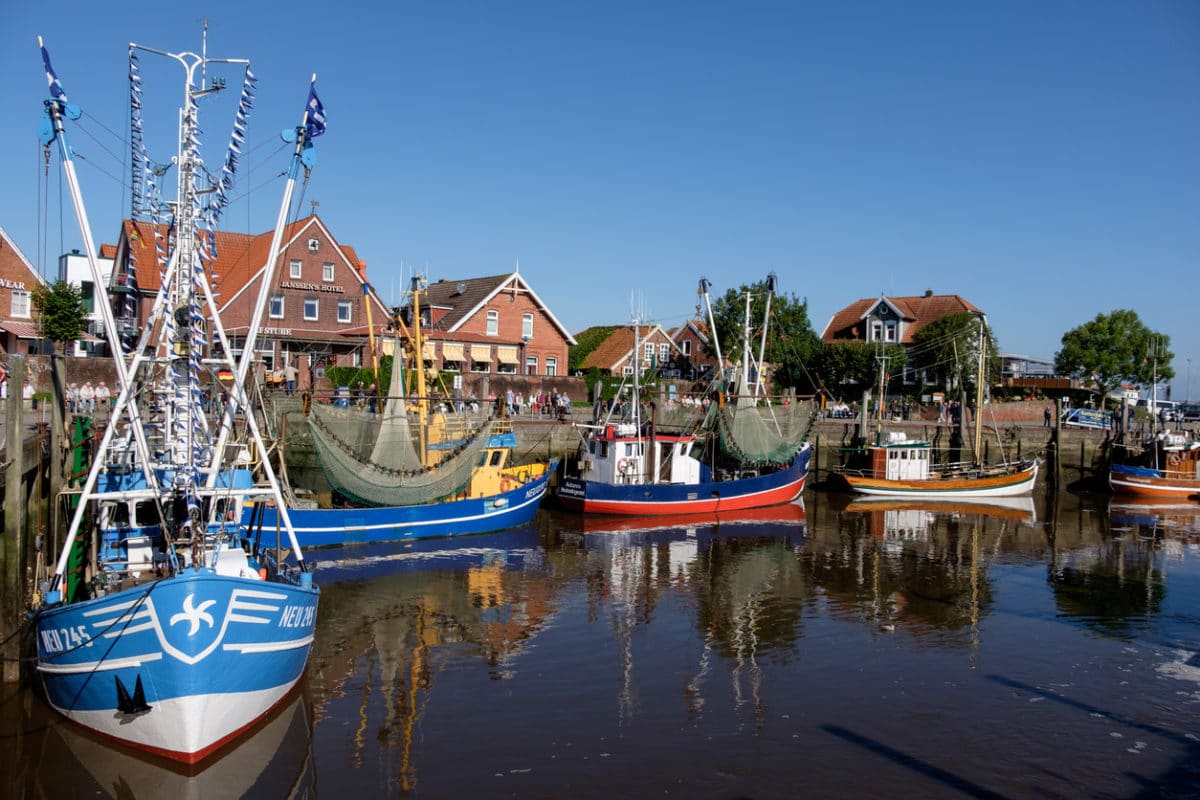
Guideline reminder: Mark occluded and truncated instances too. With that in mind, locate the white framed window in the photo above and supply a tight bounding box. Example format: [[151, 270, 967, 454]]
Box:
[[871, 322, 882, 341], [659, 343, 670, 361], [546, 357, 558, 377], [525, 356, 538, 375], [486, 310, 499, 336], [643, 342, 654, 361], [289, 259, 302, 279], [323, 263, 335, 282], [10, 290, 31, 319], [885, 322, 897, 342], [307, 238, 320, 252], [269, 295, 284, 318], [522, 313, 534, 339], [304, 298, 319, 321], [337, 300, 352, 323], [681, 339, 691, 356], [623, 365, 634, 376]]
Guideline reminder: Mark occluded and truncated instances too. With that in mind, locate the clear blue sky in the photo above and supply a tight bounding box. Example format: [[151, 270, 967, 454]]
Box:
[[3, 1, 1198, 399]]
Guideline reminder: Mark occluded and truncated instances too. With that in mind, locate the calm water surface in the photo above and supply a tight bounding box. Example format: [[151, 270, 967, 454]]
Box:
[[5, 490, 1199, 799]]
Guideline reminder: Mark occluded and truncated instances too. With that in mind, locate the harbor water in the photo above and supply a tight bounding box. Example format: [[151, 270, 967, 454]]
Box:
[[4, 489, 1199, 798]]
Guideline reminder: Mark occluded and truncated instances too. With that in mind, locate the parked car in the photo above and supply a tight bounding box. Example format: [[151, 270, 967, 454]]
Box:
[[1180, 403, 1200, 422]]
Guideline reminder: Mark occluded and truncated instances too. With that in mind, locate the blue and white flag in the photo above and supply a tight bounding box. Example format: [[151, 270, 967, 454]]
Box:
[[39, 38, 67, 101], [304, 78, 326, 139]]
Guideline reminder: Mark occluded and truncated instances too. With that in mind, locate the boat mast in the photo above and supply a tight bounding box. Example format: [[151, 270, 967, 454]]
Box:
[[410, 274, 430, 461], [753, 273, 776, 399], [699, 278, 725, 380], [973, 316, 986, 464], [741, 287, 753, 400]]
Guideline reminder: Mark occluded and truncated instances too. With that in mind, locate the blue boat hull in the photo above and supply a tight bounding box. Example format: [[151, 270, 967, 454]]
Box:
[[35, 570, 318, 763], [253, 460, 556, 548], [557, 445, 812, 516]]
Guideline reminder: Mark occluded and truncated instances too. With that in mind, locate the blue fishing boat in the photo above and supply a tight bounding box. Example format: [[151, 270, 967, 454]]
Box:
[[32, 34, 322, 763], [289, 275, 557, 547], [255, 457, 556, 548]]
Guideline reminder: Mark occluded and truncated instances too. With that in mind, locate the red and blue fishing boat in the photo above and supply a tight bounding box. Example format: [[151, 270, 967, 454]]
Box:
[[558, 276, 815, 516]]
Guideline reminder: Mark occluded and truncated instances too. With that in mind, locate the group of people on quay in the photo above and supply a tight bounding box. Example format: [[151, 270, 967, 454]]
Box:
[[65, 381, 111, 416]]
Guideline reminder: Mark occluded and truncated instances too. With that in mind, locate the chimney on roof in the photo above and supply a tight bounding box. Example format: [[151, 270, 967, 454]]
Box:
[[924, 289, 933, 298]]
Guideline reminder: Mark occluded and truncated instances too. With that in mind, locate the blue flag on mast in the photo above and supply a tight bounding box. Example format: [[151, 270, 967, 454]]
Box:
[[39, 38, 67, 101], [304, 78, 325, 139]]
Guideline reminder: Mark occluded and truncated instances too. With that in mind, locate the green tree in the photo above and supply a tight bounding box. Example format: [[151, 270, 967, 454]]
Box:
[[909, 311, 998, 397], [32, 280, 88, 355], [1055, 310, 1174, 408], [812, 341, 908, 397], [702, 278, 822, 392]]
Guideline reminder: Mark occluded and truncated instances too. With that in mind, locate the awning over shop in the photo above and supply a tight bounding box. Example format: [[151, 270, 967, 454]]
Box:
[[422, 341, 436, 360], [496, 345, 519, 364], [0, 321, 42, 339], [468, 344, 490, 361], [441, 342, 465, 361]]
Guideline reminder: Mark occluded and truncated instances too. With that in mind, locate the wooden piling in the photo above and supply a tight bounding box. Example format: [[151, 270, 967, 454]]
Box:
[[2, 357, 26, 683]]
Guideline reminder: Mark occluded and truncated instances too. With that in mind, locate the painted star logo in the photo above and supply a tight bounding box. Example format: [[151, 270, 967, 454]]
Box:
[[169, 594, 217, 637]]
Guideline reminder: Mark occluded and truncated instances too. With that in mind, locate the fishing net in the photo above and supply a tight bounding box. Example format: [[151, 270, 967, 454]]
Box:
[[309, 404, 495, 506], [308, 351, 495, 506], [716, 396, 816, 464]]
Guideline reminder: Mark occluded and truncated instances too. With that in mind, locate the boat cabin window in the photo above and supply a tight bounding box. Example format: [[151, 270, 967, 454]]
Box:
[[108, 503, 131, 526], [135, 501, 158, 526], [489, 450, 505, 467]]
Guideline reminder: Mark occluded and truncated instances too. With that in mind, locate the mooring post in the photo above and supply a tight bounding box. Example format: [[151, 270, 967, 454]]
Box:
[[1051, 398, 1063, 488], [2, 356, 26, 682]]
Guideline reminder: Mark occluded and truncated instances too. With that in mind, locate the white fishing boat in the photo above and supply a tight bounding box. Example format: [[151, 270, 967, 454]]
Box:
[[31, 33, 324, 763]]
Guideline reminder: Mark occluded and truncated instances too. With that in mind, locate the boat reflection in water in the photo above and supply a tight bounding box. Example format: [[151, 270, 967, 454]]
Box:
[[1108, 496, 1200, 538], [830, 494, 1038, 545], [32, 686, 314, 799]]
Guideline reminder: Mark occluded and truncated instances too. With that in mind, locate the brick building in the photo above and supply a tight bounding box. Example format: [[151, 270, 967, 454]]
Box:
[[0, 225, 48, 355], [105, 215, 387, 386], [821, 290, 985, 347], [667, 318, 720, 380], [392, 271, 575, 381], [575, 324, 681, 377]]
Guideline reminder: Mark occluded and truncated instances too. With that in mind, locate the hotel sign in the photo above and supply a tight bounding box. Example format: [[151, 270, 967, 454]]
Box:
[[262, 327, 293, 336], [281, 280, 345, 294], [0, 279, 27, 290]]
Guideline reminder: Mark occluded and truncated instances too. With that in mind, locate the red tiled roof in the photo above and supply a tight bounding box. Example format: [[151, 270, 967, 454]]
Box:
[[821, 293, 984, 344], [420, 274, 514, 331], [579, 325, 673, 371]]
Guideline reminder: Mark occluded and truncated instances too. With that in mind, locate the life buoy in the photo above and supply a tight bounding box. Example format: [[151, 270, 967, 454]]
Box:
[[617, 458, 630, 474], [1167, 452, 1182, 467]]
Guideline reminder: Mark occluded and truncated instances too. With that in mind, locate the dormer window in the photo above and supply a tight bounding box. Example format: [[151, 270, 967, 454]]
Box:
[[307, 238, 320, 252]]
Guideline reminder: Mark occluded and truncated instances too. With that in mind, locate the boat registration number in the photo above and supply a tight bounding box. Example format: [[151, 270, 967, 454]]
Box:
[[40, 625, 92, 653]]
